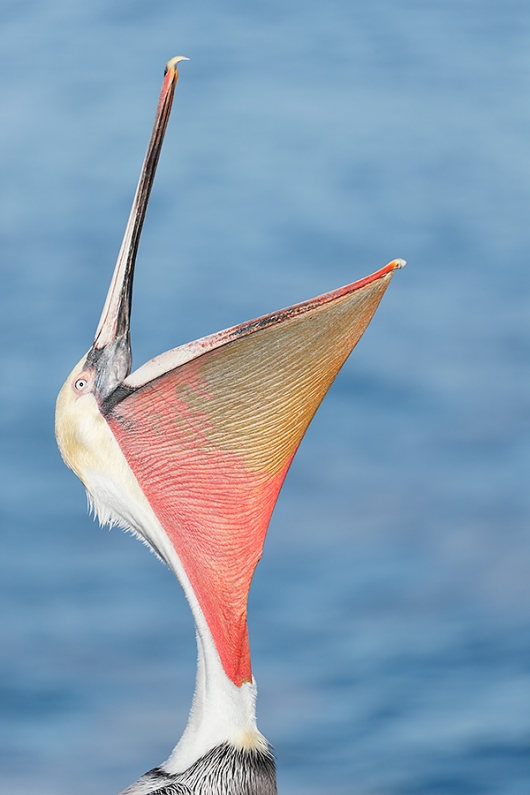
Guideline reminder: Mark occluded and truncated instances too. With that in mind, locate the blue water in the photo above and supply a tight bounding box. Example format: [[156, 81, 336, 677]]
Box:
[[1, 1, 529, 792]]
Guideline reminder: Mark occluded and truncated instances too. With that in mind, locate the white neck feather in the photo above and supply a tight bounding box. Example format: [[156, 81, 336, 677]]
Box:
[[55, 383, 267, 771]]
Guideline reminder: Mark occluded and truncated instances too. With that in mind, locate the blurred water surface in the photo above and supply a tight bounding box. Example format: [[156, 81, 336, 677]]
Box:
[[0, 1, 529, 793]]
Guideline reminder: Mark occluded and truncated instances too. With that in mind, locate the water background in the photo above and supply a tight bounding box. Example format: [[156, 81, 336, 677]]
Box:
[[0, 1, 529, 793]]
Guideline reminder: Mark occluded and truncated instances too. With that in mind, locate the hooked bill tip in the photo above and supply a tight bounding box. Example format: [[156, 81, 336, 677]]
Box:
[[391, 258, 406, 269], [165, 55, 190, 73]]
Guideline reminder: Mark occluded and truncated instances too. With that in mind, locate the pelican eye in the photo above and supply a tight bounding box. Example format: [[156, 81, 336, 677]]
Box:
[[75, 378, 88, 391]]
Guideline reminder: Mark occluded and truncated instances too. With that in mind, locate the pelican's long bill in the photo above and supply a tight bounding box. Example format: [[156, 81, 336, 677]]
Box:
[[55, 57, 404, 795], [89, 56, 189, 399]]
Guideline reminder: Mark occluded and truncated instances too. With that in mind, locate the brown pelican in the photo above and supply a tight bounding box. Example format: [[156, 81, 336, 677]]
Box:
[[55, 57, 404, 795]]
